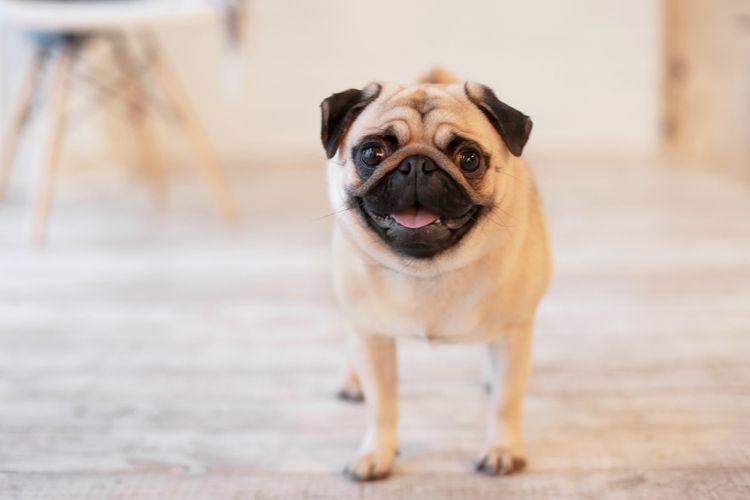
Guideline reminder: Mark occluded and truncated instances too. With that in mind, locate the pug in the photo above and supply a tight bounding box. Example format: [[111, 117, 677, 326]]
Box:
[[320, 69, 551, 481]]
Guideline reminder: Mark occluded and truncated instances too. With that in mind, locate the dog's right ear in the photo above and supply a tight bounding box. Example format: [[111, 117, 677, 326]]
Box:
[[320, 83, 381, 159]]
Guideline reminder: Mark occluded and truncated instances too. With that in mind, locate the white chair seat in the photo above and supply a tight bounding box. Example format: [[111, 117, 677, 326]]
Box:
[[0, 0, 216, 31]]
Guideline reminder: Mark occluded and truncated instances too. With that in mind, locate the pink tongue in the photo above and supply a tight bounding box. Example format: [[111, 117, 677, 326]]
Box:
[[392, 206, 440, 229]]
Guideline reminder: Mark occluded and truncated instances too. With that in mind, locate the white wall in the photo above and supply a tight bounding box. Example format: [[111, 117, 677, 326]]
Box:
[[1, 0, 662, 166]]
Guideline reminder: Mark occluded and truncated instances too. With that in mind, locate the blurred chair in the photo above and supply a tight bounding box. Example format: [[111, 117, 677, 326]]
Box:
[[0, 0, 240, 244]]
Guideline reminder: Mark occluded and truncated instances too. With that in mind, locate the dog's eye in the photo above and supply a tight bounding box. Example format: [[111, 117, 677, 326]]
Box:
[[458, 149, 481, 172], [360, 144, 386, 167]]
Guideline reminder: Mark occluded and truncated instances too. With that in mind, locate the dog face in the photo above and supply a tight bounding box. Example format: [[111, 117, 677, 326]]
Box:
[[321, 81, 532, 268]]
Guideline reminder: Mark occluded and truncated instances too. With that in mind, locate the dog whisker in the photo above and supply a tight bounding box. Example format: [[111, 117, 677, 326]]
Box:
[[493, 204, 518, 222], [308, 206, 355, 222]]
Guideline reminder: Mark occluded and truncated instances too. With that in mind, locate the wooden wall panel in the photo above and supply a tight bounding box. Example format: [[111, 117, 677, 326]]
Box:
[[665, 0, 750, 180]]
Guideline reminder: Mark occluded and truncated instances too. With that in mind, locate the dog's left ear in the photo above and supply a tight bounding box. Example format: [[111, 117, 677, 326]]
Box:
[[465, 82, 532, 157], [320, 83, 381, 159]]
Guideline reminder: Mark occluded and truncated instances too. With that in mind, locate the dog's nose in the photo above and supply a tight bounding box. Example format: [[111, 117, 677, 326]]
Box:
[[397, 155, 437, 175]]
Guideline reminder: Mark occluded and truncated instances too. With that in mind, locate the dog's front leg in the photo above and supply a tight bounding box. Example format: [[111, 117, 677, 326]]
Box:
[[343, 334, 398, 481], [477, 321, 533, 475]]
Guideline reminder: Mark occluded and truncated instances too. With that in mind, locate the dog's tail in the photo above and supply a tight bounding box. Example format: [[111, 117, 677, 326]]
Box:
[[417, 67, 459, 84]]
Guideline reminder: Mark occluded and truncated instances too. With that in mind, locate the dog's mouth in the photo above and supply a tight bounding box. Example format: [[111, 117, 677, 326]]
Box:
[[355, 199, 481, 259], [364, 203, 478, 231]]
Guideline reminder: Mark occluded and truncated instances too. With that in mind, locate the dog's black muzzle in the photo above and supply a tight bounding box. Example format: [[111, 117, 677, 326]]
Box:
[[355, 155, 481, 259]]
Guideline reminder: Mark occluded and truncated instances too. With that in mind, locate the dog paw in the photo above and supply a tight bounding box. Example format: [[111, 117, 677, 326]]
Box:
[[342, 450, 395, 481], [336, 385, 364, 403], [475, 447, 526, 476], [336, 378, 364, 402]]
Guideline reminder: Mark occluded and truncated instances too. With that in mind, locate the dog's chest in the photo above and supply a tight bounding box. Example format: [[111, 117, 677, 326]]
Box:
[[339, 263, 502, 342]]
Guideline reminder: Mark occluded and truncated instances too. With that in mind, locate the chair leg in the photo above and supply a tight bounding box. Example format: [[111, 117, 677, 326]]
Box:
[[0, 47, 47, 201], [110, 35, 167, 204], [145, 35, 239, 220], [31, 46, 74, 245]]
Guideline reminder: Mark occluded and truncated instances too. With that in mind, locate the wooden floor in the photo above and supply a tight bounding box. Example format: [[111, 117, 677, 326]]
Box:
[[0, 156, 749, 499]]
